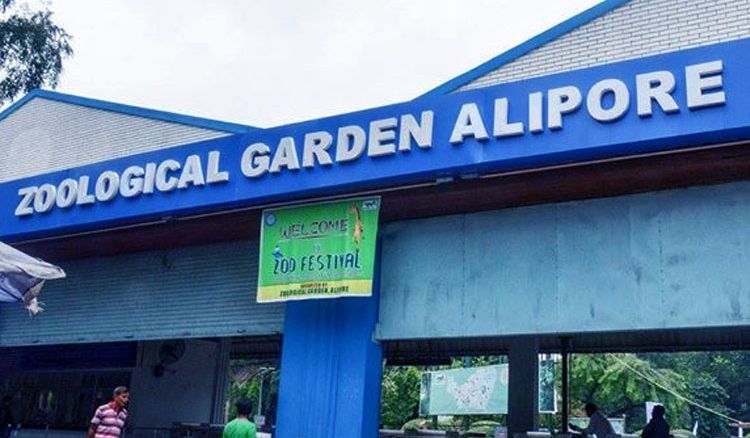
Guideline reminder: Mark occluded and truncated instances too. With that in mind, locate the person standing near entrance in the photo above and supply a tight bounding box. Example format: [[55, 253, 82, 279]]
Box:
[[87, 386, 129, 438], [223, 399, 257, 438], [641, 405, 670, 438]]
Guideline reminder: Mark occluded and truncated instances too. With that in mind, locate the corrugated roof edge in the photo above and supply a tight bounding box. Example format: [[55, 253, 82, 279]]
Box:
[[418, 0, 633, 98], [0, 89, 257, 134]]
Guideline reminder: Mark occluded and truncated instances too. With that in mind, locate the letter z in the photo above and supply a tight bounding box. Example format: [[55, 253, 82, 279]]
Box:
[[16, 186, 37, 216]]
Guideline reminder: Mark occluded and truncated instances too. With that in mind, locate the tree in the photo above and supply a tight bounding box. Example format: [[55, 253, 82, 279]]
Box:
[[570, 354, 691, 433], [707, 352, 750, 422], [685, 373, 729, 438], [227, 364, 279, 426], [0, 0, 72, 105], [645, 352, 736, 437], [380, 366, 422, 429]]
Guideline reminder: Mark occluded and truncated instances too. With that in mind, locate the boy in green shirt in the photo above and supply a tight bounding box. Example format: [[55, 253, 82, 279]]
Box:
[[222, 399, 257, 438]]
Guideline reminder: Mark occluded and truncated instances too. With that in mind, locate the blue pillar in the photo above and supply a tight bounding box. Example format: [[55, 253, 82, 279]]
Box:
[[275, 281, 383, 437]]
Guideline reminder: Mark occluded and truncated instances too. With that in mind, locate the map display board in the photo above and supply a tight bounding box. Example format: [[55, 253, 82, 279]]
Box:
[[419, 359, 558, 416], [419, 365, 509, 415]]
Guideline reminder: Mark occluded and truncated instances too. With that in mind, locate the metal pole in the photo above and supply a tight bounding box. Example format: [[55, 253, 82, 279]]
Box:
[[561, 337, 571, 434], [210, 338, 231, 424], [257, 374, 264, 418]]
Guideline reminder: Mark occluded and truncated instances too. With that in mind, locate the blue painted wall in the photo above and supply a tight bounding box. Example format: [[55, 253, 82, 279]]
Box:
[[5, 38, 750, 240], [377, 181, 750, 340]]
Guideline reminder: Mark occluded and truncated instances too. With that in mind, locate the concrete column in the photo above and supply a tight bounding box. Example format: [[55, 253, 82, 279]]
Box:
[[274, 292, 383, 438], [507, 337, 539, 436]]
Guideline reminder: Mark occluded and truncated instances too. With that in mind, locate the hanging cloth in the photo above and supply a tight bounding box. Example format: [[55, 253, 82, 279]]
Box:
[[0, 241, 66, 315]]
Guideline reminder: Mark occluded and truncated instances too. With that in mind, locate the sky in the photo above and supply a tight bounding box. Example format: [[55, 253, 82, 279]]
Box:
[[47, 1, 602, 128]]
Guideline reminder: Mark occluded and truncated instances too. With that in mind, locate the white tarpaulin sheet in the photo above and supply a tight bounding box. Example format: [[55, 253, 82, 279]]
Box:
[[0, 241, 65, 314]]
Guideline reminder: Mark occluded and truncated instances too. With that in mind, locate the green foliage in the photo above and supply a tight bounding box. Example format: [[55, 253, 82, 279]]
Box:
[[0, 0, 72, 104], [467, 420, 501, 437], [704, 352, 750, 424], [671, 429, 697, 438], [570, 354, 690, 433], [381, 366, 422, 429], [226, 364, 279, 425], [402, 418, 429, 432], [643, 352, 735, 437], [685, 374, 729, 437]]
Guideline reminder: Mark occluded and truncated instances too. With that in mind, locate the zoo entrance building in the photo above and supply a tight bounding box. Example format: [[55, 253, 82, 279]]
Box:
[[1, 1, 750, 437]]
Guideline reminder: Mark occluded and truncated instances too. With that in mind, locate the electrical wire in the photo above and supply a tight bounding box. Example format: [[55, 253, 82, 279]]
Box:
[[606, 354, 743, 425]]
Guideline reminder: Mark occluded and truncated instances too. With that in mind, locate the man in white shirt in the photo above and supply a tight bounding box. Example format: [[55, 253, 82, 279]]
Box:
[[570, 403, 617, 438]]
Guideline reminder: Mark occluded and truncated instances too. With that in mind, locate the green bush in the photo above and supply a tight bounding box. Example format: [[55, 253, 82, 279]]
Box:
[[671, 429, 697, 438], [402, 418, 430, 432], [381, 367, 422, 429], [467, 420, 501, 437]]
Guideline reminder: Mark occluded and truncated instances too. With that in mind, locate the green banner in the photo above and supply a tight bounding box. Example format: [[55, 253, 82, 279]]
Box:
[[257, 197, 381, 303]]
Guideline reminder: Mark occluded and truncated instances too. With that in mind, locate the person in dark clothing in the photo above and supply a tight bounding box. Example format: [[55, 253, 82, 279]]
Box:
[[0, 396, 14, 438], [642, 405, 671, 438], [570, 403, 616, 438]]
